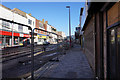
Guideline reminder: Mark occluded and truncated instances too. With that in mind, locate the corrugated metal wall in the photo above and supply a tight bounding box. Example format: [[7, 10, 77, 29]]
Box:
[[84, 16, 95, 72]]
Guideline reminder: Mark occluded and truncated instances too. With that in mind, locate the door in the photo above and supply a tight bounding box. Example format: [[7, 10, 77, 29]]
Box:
[[107, 25, 120, 79], [117, 26, 120, 79], [108, 28, 117, 79]]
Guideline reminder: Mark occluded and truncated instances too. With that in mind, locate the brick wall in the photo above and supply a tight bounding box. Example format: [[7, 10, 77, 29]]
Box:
[[35, 19, 39, 33], [107, 2, 120, 26]]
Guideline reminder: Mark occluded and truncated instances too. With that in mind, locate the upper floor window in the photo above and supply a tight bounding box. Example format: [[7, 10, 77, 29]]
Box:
[[2, 21, 10, 28], [28, 19, 32, 25], [39, 22, 44, 29], [33, 22, 34, 26], [52, 28, 56, 32], [18, 25, 23, 32]]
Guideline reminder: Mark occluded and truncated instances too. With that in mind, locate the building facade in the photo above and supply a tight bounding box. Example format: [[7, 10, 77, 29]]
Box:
[[0, 5, 30, 48], [82, 2, 120, 80], [0, 4, 65, 47], [51, 26, 57, 44]]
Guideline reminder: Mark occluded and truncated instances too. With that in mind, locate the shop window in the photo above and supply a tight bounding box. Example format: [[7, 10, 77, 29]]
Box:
[[6, 36, 11, 46], [14, 37, 18, 45], [18, 25, 23, 32], [117, 26, 120, 78], [117, 27, 120, 42], [38, 39, 42, 42], [110, 29, 115, 44]]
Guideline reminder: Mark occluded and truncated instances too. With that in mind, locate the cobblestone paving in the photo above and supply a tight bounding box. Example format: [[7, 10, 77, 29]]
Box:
[[39, 45, 95, 79]]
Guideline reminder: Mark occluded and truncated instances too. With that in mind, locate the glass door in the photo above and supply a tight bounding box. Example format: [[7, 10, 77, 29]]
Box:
[[108, 28, 117, 79], [108, 25, 120, 79]]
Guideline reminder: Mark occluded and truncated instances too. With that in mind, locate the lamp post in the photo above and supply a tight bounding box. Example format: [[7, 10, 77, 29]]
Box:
[[79, 7, 84, 45], [31, 28, 59, 80], [11, 11, 14, 46], [80, 8, 84, 31], [66, 6, 71, 48]]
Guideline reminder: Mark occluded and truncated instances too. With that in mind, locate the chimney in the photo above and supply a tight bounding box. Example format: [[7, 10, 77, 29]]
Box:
[[28, 13, 32, 16], [45, 21, 48, 24], [42, 19, 44, 23]]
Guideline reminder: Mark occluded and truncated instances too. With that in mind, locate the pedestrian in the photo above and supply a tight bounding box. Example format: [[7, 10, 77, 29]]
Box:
[[43, 39, 47, 51]]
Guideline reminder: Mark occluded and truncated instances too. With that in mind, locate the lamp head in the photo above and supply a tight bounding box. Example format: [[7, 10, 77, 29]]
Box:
[[66, 6, 70, 8]]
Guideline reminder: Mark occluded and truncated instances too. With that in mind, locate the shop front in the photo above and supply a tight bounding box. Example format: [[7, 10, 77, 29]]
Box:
[[0, 30, 31, 48], [106, 2, 120, 79], [37, 34, 49, 45]]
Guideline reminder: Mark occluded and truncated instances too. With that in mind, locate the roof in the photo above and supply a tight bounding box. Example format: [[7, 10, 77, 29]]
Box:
[[82, 2, 116, 31], [51, 26, 56, 30], [82, 2, 106, 31], [0, 4, 11, 11], [28, 13, 36, 19], [11, 8, 27, 18]]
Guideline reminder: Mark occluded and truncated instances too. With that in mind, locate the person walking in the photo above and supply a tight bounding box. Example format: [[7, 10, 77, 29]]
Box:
[[43, 39, 47, 51]]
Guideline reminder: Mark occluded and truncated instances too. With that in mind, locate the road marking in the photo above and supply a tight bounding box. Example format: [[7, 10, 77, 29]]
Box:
[[34, 51, 44, 56], [28, 51, 44, 57]]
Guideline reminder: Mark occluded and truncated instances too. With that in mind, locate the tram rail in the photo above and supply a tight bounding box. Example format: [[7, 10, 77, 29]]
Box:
[[1, 44, 58, 62]]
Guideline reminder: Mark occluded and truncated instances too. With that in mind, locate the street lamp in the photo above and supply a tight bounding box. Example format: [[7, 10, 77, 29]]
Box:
[[31, 28, 59, 80], [79, 8, 84, 45], [80, 7, 84, 29], [11, 11, 14, 46], [66, 6, 71, 48]]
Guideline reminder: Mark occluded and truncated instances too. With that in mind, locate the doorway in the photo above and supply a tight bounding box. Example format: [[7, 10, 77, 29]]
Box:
[[107, 25, 120, 79]]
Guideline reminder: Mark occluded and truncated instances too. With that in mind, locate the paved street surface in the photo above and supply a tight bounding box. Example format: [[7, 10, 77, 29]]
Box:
[[37, 44, 95, 80], [2, 44, 59, 78]]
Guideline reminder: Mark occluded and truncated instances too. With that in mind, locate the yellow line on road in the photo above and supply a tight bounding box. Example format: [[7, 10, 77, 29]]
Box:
[[34, 51, 44, 56], [28, 51, 44, 57]]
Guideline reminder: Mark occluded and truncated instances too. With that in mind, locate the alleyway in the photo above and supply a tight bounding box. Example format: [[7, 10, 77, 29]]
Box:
[[36, 44, 95, 80]]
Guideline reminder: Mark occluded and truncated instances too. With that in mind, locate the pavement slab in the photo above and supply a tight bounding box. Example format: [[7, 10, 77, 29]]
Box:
[[37, 44, 95, 80]]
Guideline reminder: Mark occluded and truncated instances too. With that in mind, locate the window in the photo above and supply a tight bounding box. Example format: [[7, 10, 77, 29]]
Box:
[[18, 25, 23, 32], [2, 21, 10, 28], [28, 19, 32, 25], [52, 28, 56, 31], [33, 22, 34, 26], [39, 22, 44, 28]]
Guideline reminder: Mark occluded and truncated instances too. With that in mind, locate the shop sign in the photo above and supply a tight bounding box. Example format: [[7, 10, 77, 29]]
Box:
[[37, 35, 46, 38], [24, 34, 31, 37], [20, 34, 24, 37], [118, 35, 120, 38]]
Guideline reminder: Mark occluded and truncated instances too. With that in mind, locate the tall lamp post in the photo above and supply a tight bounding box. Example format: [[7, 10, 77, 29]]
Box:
[[66, 6, 71, 48], [11, 11, 14, 46], [79, 8, 84, 45]]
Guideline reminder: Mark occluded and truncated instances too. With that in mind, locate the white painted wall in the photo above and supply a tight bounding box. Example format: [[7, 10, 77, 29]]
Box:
[[26, 14, 36, 30], [0, 5, 30, 34], [61, 32, 66, 39], [0, 20, 2, 29], [47, 24, 51, 32], [0, 5, 13, 21], [13, 12, 29, 34]]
